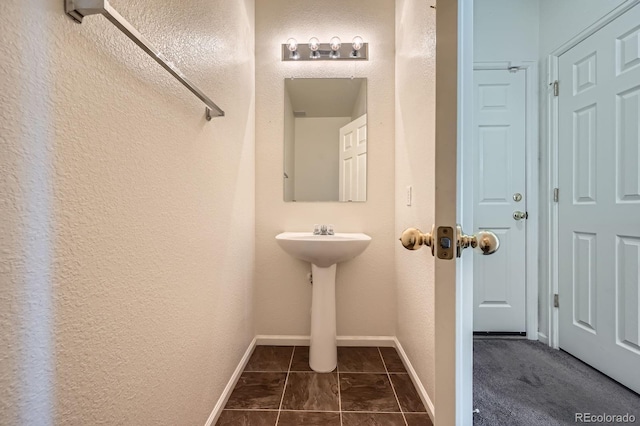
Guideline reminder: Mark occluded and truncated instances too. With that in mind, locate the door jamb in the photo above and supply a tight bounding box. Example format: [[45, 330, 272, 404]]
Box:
[[470, 62, 540, 340], [545, 0, 640, 350], [455, 0, 474, 423]]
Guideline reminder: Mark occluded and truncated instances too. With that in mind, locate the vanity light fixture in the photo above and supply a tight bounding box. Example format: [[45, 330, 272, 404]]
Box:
[[286, 38, 299, 60], [309, 37, 320, 59], [351, 36, 364, 58], [329, 36, 341, 58], [281, 36, 368, 61]]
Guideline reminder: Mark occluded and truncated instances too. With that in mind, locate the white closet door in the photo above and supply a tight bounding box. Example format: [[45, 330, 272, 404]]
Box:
[[558, 4, 640, 393], [473, 69, 527, 332]]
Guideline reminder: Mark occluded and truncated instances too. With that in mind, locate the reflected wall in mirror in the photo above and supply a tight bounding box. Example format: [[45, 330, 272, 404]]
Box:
[[284, 78, 367, 202]]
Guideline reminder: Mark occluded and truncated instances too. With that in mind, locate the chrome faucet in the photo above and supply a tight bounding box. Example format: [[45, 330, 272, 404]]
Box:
[[313, 224, 334, 235]]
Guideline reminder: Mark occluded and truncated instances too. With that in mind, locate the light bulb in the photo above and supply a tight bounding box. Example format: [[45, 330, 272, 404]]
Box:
[[286, 38, 298, 52], [352, 36, 363, 51], [286, 38, 299, 59], [330, 36, 341, 51], [308, 37, 320, 52]]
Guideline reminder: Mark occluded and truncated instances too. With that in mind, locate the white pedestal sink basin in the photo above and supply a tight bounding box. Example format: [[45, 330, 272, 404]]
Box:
[[275, 232, 371, 372]]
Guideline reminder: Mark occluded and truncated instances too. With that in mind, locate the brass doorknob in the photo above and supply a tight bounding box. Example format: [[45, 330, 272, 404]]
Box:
[[399, 226, 435, 256], [456, 225, 500, 256], [400, 225, 499, 258]]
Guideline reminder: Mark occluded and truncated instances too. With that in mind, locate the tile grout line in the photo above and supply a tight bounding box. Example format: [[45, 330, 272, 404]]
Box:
[[378, 347, 409, 426], [224, 408, 410, 414], [274, 347, 296, 426], [336, 351, 343, 426], [247, 370, 408, 374]]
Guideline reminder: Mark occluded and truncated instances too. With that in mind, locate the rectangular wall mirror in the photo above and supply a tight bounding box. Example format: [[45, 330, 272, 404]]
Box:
[[283, 78, 367, 202]]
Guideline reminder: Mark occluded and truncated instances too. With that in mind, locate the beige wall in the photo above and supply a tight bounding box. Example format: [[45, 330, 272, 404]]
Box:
[[351, 80, 367, 120], [395, 0, 437, 401], [0, 0, 255, 424], [294, 117, 350, 202], [255, 0, 396, 337]]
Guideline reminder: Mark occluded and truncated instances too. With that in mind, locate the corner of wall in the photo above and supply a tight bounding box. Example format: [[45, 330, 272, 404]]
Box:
[[394, 0, 437, 400]]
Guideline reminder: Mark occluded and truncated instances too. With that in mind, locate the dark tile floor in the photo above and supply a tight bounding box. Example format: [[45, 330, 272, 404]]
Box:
[[216, 346, 433, 426]]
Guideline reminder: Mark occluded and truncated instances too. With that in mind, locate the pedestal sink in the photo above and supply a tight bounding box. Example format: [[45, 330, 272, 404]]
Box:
[[275, 232, 372, 372]]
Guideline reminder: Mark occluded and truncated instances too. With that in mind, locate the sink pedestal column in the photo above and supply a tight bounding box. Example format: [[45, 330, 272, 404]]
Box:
[[309, 263, 337, 372]]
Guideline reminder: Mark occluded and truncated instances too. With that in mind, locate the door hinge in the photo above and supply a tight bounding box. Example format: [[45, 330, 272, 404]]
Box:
[[554, 293, 559, 308], [553, 188, 559, 202], [553, 80, 559, 96]]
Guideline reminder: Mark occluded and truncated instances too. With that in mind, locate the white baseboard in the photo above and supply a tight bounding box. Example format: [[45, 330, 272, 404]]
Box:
[[338, 335, 396, 347], [205, 335, 434, 424], [254, 334, 397, 347], [204, 337, 257, 426], [393, 337, 435, 420], [538, 332, 549, 345], [255, 334, 309, 346]]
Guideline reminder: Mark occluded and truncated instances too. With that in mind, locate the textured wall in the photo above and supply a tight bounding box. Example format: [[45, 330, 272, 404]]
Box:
[[0, 0, 255, 424], [538, 0, 627, 55], [255, 0, 396, 337], [474, 0, 540, 62], [395, 0, 437, 401]]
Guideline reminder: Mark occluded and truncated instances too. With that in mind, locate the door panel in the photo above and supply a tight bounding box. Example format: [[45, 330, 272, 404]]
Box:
[[339, 114, 367, 202], [572, 105, 597, 203], [558, 4, 640, 393], [473, 69, 527, 332], [478, 126, 511, 203], [617, 86, 640, 202], [617, 235, 640, 353], [356, 123, 367, 201], [573, 232, 597, 333]]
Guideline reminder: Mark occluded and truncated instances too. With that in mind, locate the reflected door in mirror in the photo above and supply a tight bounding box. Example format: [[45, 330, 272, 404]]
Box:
[[339, 114, 367, 202]]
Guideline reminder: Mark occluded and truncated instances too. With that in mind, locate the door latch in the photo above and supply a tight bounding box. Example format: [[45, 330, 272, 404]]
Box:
[[437, 226, 454, 259]]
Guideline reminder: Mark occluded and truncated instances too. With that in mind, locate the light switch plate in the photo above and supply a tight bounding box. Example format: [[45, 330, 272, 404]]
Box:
[[406, 186, 412, 206]]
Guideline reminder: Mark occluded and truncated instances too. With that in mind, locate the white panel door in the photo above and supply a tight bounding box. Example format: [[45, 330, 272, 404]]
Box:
[[473, 69, 527, 332], [339, 114, 367, 202], [559, 4, 640, 393]]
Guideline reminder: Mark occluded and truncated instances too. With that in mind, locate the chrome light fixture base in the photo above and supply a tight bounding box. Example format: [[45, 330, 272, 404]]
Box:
[[282, 42, 368, 61]]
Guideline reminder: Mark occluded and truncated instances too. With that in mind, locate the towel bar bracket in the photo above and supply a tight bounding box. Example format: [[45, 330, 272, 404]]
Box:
[[64, 0, 225, 120]]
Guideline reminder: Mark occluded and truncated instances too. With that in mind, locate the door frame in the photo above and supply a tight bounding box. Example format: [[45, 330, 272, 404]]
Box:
[[545, 0, 640, 350], [467, 62, 540, 339]]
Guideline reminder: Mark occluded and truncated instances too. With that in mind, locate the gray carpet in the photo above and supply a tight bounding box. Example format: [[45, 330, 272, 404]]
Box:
[[473, 339, 640, 425]]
